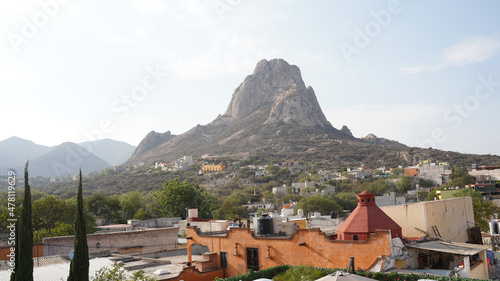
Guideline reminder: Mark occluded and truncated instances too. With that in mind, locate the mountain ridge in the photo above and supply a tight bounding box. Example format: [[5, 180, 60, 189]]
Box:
[[126, 58, 404, 164]]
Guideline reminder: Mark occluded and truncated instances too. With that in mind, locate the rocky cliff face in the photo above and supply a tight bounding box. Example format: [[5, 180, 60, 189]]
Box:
[[340, 125, 353, 137], [224, 59, 331, 128], [363, 133, 405, 147], [130, 131, 175, 160], [126, 59, 405, 164]]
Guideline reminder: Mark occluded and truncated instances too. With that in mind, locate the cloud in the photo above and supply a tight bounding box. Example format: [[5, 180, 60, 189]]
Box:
[[401, 35, 500, 74]]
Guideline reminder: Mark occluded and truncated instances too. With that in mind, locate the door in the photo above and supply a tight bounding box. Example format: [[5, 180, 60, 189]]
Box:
[[246, 247, 259, 272]]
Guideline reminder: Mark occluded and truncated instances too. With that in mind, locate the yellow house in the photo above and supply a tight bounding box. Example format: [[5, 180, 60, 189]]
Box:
[[202, 163, 226, 173]]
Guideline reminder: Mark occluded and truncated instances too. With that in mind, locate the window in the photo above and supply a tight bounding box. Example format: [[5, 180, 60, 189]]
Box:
[[367, 198, 370, 202], [220, 252, 227, 268], [361, 199, 365, 203], [246, 248, 259, 272], [353, 235, 359, 241]]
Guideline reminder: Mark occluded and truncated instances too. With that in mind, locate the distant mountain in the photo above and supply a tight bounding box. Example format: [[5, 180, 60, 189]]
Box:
[[127, 59, 358, 164], [78, 139, 136, 166], [0, 136, 51, 167], [362, 133, 406, 147], [20, 142, 111, 178], [125, 58, 499, 168], [129, 131, 175, 162]]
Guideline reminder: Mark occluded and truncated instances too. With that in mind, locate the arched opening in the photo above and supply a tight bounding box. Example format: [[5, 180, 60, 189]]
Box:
[[353, 235, 359, 241]]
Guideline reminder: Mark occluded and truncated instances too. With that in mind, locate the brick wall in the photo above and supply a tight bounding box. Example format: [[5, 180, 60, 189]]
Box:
[[0, 243, 43, 260], [187, 227, 393, 278]]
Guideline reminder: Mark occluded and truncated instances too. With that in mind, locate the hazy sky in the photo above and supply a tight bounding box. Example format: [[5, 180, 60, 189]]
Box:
[[1, 0, 499, 156]]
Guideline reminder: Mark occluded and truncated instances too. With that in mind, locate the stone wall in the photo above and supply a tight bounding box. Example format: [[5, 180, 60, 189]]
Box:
[[43, 227, 179, 256]]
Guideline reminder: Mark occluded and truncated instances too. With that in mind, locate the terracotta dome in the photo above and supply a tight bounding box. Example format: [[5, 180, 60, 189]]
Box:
[[337, 191, 402, 241]]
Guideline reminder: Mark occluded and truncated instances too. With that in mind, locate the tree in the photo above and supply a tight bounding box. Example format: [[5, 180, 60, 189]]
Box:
[[91, 264, 156, 281], [453, 188, 499, 231], [297, 195, 344, 217], [273, 265, 326, 281], [15, 161, 33, 281], [418, 178, 434, 188], [331, 192, 357, 211], [396, 175, 412, 193], [88, 194, 123, 224], [154, 179, 215, 219], [32, 196, 73, 231], [68, 170, 89, 281], [120, 191, 142, 220]]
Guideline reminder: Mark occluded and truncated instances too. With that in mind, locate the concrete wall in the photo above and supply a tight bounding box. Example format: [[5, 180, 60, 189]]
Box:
[[469, 169, 500, 181], [375, 192, 405, 207], [381, 197, 474, 242], [43, 227, 179, 256], [128, 217, 182, 228], [187, 227, 393, 278]]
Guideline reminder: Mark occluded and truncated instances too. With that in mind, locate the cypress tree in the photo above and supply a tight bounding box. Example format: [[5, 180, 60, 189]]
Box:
[[68, 170, 89, 281], [15, 161, 33, 281]]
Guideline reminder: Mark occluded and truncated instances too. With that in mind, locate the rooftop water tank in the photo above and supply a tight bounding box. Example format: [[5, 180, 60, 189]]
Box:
[[297, 209, 304, 217], [257, 214, 273, 235]]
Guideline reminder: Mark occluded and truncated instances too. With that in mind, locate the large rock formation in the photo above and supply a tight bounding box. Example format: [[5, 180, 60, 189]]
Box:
[[224, 59, 331, 128], [126, 59, 405, 164]]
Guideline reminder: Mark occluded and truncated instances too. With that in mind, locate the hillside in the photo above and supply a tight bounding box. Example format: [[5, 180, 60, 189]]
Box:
[[125, 58, 500, 168], [24, 142, 111, 177], [0, 136, 51, 167]]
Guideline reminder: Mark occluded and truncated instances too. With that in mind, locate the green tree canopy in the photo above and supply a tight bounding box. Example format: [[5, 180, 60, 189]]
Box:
[[331, 192, 358, 211], [120, 191, 142, 220], [154, 179, 216, 219], [297, 195, 344, 217], [396, 175, 412, 193], [453, 188, 499, 231]]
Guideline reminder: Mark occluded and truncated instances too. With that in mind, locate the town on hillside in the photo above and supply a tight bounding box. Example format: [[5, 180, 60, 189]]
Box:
[[2, 154, 500, 281]]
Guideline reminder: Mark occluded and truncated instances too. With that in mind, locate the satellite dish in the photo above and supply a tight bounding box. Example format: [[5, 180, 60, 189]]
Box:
[[69, 250, 74, 260]]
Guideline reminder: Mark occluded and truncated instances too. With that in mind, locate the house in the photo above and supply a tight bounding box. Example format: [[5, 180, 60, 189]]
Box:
[[201, 163, 226, 173], [336, 191, 402, 241], [380, 197, 478, 243], [404, 240, 490, 279], [185, 227, 395, 279], [418, 162, 451, 185], [403, 166, 419, 177], [375, 192, 405, 207]]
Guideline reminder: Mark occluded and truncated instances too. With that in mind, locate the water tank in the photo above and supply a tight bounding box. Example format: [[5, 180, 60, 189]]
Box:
[[257, 214, 273, 235], [490, 220, 498, 235], [330, 211, 337, 219], [270, 214, 282, 234], [297, 209, 304, 217]]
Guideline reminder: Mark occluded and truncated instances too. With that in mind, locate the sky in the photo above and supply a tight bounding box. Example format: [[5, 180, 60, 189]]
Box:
[[1, 0, 499, 156]]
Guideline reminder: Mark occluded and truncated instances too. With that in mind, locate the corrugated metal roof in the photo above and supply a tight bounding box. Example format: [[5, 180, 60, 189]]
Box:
[[0, 257, 114, 281], [406, 240, 490, 255]]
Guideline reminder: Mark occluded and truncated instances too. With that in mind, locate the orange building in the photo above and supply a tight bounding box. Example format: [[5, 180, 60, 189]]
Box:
[[201, 163, 227, 173], [184, 227, 393, 279], [403, 167, 419, 177]]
